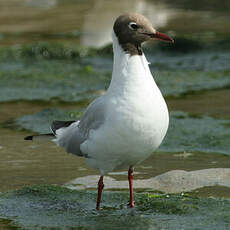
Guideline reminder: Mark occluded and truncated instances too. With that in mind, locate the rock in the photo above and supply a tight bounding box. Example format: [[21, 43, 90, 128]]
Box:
[[66, 168, 230, 193]]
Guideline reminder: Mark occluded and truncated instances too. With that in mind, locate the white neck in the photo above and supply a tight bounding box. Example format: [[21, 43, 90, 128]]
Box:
[[107, 31, 154, 95]]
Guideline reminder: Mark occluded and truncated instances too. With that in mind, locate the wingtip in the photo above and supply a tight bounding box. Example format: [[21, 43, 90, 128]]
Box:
[[24, 136, 33, 140]]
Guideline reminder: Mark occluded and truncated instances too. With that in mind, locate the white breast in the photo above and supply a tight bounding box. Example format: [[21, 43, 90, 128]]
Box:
[[80, 33, 169, 173]]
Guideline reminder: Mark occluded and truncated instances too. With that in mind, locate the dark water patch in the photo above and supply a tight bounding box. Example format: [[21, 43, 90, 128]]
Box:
[[0, 185, 229, 230], [215, 37, 230, 50], [13, 109, 230, 155], [155, 36, 203, 53], [146, 33, 230, 54]]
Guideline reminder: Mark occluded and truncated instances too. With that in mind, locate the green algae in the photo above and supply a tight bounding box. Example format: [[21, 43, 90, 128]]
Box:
[[137, 193, 199, 214], [0, 42, 84, 61], [160, 111, 230, 155], [0, 40, 230, 102], [14, 109, 230, 155], [0, 185, 229, 230], [0, 59, 108, 102], [0, 62, 229, 102]]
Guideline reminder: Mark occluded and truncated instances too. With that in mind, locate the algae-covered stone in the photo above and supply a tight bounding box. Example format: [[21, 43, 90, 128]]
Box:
[[0, 185, 229, 230]]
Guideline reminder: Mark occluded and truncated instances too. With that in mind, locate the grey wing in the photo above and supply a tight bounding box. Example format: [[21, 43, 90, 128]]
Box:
[[78, 95, 106, 136], [55, 96, 106, 157]]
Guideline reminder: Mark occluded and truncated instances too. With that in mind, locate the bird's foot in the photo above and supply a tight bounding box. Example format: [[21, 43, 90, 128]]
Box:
[[127, 201, 135, 208]]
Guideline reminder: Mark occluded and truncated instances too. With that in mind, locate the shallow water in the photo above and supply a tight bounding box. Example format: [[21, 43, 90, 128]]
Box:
[[0, 89, 229, 193]]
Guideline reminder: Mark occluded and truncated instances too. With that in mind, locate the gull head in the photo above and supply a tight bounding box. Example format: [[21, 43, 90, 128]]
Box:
[[113, 13, 174, 54]]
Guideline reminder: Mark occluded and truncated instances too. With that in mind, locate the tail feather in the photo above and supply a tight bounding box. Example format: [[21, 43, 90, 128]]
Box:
[[51, 120, 76, 134], [24, 133, 55, 141], [24, 120, 77, 142]]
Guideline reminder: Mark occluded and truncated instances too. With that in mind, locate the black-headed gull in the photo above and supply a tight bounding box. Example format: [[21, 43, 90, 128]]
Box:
[[25, 13, 174, 210]]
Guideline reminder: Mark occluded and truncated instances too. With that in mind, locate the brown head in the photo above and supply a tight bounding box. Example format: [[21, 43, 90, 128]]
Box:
[[113, 13, 174, 55]]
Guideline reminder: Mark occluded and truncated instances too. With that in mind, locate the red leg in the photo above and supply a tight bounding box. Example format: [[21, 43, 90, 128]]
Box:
[[96, 175, 104, 210], [128, 167, 135, 208]]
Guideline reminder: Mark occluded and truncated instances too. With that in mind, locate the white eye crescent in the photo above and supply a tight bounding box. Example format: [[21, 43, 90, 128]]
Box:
[[128, 22, 138, 30]]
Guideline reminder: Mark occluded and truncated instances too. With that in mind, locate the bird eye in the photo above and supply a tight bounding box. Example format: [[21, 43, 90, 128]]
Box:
[[128, 22, 138, 30]]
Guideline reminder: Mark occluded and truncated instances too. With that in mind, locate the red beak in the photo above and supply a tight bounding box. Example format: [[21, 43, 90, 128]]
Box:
[[151, 31, 174, 43]]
